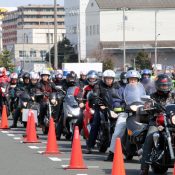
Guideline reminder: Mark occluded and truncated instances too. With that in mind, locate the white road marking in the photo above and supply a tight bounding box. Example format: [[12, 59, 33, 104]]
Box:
[[61, 165, 68, 168], [77, 174, 88, 175], [38, 151, 44, 154], [87, 166, 99, 168], [7, 134, 15, 136], [48, 157, 62, 161], [13, 137, 21, 140], [61, 158, 70, 160], [1, 131, 9, 133], [28, 146, 40, 149]]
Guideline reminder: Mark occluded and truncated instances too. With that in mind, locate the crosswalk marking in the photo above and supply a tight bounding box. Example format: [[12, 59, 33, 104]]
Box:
[[1, 131, 9, 133], [7, 134, 15, 136]]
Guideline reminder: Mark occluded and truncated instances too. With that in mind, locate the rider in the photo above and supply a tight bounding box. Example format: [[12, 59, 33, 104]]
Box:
[[140, 74, 174, 175], [78, 70, 88, 88], [10, 72, 31, 128], [118, 71, 127, 88], [38, 69, 58, 127], [105, 69, 145, 160], [86, 69, 120, 154], [0, 67, 10, 83], [140, 69, 155, 95], [75, 70, 99, 134]]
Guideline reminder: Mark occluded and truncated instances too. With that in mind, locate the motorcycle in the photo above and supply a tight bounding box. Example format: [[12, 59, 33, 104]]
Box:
[[42, 91, 65, 135], [62, 86, 80, 140], [122, 82, 148, 160], [141, 96, 175, 174], [86, 92, 118, 153]]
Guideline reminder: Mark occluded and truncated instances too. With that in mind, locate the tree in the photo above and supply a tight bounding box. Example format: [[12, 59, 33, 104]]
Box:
[[46, 37, 78, 68], [103, 58, 114, 70], [0, 50, 15, 72], [133, 50, 151, 70]]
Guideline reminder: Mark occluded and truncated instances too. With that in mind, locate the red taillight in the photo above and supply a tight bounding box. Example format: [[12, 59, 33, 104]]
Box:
[[156, 114, 165, 126]]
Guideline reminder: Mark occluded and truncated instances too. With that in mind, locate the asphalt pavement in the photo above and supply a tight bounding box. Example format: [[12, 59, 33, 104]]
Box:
[[0, 119, 173, 175]]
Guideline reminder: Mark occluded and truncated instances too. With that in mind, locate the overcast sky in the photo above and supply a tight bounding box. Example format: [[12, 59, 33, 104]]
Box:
[[0, 0, 64, 7]]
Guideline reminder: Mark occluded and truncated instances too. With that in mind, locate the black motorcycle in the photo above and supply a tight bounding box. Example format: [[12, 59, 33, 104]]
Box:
[[142, 96, 175, 174], [88, 92, 118, 153]]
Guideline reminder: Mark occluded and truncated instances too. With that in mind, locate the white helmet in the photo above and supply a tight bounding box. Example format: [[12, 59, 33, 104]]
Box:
[[30, 72, 39, 80], [103, 70, 115, 78], [80, 70, 87, 76], [10, 72, 18, 79], [40, 69, 50, 76], [126, 70, 141, 79]]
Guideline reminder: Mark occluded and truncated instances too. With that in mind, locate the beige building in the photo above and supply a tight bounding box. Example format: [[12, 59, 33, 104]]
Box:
[[2, 4, 65, 67]]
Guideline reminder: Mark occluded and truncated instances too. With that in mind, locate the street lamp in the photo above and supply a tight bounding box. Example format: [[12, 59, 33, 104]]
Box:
[[54, 0, 58, 69]]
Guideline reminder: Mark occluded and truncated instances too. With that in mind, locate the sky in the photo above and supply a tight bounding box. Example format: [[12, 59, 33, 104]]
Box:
[[0, 0, 64, 8]]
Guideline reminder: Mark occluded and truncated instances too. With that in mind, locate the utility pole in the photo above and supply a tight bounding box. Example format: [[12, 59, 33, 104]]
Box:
[[54, 0, 58, 69], [123, 7, 126, 71]]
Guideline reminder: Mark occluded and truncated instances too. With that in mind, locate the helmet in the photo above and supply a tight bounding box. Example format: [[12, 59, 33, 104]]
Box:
[[40, 70, 50, 76], [30, 72, 39, 80], [126, 70, 141, 79], [155, 74, 172, 93], [120, 72, 127, 80], [98, 71, 103, 78], [141, 69, 152, 77], [87, 70, 98, 85], [63, 70, 70, 79], [103, 70, 115, 78], [23, 72, 30, 79], [10, 72, 18, 79], [120, 72, 127, 84], [80, 70, 87, 76], [66, 71, 76, 84], [0, 67, 6, 76], [55, 73, 63, 79]]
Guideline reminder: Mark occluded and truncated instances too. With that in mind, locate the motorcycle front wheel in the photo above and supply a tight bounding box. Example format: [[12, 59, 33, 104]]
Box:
[[151, 164, 168, 174]]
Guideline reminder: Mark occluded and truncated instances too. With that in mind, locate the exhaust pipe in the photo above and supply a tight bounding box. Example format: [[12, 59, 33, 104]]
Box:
[[153, 132, 159, 148]]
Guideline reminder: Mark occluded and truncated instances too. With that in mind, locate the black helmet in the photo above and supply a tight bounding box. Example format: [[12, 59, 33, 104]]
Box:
[[120, 72, 127, 84], [155, 74, 172, 93], [23, 72, 30, 79], [66, 71, 76, 84]]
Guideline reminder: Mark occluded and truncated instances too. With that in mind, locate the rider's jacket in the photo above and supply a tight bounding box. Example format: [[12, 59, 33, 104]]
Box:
[[93, 80, 120, 110], [27, 83, 41, 96]]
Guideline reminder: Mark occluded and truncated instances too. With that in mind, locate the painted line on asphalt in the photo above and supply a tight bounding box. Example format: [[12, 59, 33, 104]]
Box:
[[13, 137, 21, 140], [7, 134, 15, 136], [38, 151, 44, 154], [61, 165, 98, 169], [61, 158, 70, 160], [77, 174, 88, 175], [48, 157, 62, 161], [28, 146, 40, 149], [1, 131, 9, 133]]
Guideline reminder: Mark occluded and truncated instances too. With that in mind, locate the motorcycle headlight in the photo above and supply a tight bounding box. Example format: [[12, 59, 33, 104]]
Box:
[[171, 115, 175, 125], [51, 99, 56, 104]]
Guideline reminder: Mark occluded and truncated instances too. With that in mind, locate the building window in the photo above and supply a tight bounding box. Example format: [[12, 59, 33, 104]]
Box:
[[97, 25, 99, 35], [93, 25, 96, 35], [89, 26, 92, 35], [19, 51, 26, 57], [40, 50, 47, 60], [86, 26, 89, 36], [30, 50, 36, 57]]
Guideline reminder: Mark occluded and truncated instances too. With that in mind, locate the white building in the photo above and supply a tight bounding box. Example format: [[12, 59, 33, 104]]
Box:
[[86, 0, 175, 69], [64, 0, 89, 61], [2, 5, 65, 68]]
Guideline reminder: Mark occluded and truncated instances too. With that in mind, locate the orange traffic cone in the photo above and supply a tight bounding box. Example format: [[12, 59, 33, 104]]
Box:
[[111, 138, 126, 175], [173, 163, 175, 175], [0, 105, 9, 129], [23, 110, 32, 139], [43, 117, 60, 154], [23, 111, 40, 143], [65, 126, 87, 169]]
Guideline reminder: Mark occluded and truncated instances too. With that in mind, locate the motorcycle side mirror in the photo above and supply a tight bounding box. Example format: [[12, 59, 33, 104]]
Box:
[[141, 95, 151, 101]]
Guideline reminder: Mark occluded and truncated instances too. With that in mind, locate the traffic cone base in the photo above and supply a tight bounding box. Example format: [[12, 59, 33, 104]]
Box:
[[43, 117, 60, 154], [0, 105, 9, 129], [65, 126, 87, 170]]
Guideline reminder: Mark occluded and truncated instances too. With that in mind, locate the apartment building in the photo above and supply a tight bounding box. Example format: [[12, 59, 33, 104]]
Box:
[[2, 4, 65, 66]]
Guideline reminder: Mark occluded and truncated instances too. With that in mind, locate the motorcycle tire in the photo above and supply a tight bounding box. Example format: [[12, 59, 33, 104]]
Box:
[[42, 126, 49, 135], [65, 133, 72, 140], [23, 122, 27, 128], [151, 164, 168, 174], [97, 126, 110, 153]]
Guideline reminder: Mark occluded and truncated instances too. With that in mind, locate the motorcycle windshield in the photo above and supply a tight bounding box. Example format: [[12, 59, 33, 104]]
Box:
[[124, 82, 146, 105], [65, 87, 78, 107]]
